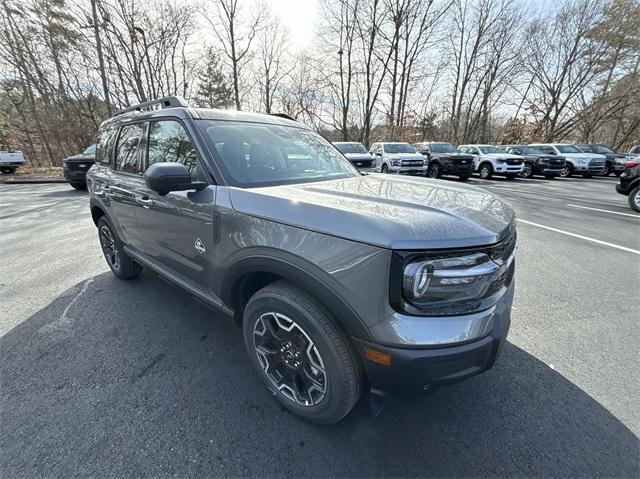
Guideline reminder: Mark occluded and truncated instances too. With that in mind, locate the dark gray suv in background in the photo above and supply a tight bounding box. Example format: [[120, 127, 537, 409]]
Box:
[[87, 97, 517, 423]]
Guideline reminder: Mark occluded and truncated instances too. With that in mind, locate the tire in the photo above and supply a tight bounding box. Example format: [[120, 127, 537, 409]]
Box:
[[479, 163, 493, 179], [71, 182, 86, 190], [97, 216, 142, 279], [427, 162, 441, 179], [1, 167, 16, 174], [243, 280, 362, 424], [519, 163, 534, 178], [458, 175, 470, 181], [381, 163, 389, 173], [629, 185, 640, 213], [559, 164, 573, 178], [601, 163, 611, 176]]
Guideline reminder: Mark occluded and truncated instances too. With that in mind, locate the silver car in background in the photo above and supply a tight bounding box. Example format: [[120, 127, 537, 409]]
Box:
[[369, 142, 427, 175], [333, 141, 376, 173]]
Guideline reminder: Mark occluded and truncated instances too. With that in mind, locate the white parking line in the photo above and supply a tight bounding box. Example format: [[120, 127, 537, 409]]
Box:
[[517, 219, 640, 255], [566, 204, 640, 218]]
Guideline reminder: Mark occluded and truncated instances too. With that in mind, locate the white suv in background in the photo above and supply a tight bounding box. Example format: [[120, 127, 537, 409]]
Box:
[[369, 142, 427, 175], [530, 144, 606, 178], [457, 144, 524, 179]]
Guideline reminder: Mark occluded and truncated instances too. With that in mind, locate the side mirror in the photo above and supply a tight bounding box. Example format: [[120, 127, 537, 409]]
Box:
[[144, 162, 206, 196]]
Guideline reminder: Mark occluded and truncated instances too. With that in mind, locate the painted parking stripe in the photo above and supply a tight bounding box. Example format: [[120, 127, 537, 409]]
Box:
[[566, 204, 640, 218], [517, 219, 640, 255]]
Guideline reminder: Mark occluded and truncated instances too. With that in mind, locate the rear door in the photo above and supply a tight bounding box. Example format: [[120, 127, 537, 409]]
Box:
[[108, 123, 145, 245], [132, 119, 217, 291]]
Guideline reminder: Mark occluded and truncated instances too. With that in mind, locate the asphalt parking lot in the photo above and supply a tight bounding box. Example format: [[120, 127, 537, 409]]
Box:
[[1, 176, 638, 477]]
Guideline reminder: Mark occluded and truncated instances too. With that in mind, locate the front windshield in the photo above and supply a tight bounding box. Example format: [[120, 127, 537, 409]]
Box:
[[335, 143, 367, 154], [83, 144, 96, 155], [592, 144, 614, 154], [478, 146, 504, 154], [518, 146, 543, 155], [197, 120, 360, 187], [556, 145, 581, 153], [383, 143, 416, 154], [430, 143, 457, 153]]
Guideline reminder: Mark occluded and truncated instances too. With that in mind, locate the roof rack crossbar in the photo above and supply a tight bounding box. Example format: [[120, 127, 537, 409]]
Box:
[[114, 96, 188, 116], [269, 112, 296, 121]]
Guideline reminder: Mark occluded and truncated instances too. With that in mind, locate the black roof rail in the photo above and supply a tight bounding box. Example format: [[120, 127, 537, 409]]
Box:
[[269, 113, 296, 121], [114, 96, 188, 116]]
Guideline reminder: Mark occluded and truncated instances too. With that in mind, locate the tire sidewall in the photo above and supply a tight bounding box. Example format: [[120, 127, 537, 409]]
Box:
[[479, 164, 492, 178], [242, 289, 355, 423], [630, 186, 640, 212]]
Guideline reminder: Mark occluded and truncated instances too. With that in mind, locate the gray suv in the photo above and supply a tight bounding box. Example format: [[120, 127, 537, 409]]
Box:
[[88, 97, 516, 423]]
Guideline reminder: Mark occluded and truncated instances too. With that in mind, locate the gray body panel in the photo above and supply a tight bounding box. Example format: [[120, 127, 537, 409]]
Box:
[[87, 111, 516, 349]]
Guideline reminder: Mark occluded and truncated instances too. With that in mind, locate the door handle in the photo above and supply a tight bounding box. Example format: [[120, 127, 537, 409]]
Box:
[[136, 196, 154, 208]]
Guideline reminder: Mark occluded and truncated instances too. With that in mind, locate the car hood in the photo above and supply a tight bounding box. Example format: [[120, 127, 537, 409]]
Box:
[[562, 152, 605, 160], [432, 152, 475, 159], [343, 153, 374, 161], [229, 175, 516, 249], [64, 154, 95, 162], [482, 153, 523, 160], [385, 152, 424, 160]]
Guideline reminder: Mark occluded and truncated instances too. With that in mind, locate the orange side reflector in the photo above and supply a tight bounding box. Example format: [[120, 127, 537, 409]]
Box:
[[364, 347, 392, 366]]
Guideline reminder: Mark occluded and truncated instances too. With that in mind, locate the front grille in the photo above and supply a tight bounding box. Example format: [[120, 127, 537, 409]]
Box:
[[65, 161, 92, 171], [506, 159, 523, 165], [402, 160, 423, 166], [352, 159, 374, 168], [589, 158, 604, 167]]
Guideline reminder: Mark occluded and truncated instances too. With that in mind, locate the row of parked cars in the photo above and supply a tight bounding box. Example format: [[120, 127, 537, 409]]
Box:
[[334, 141, 639, 180]]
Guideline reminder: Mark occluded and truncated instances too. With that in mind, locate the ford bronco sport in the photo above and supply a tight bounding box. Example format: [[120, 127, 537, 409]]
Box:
[[88, 97, 516, 424]]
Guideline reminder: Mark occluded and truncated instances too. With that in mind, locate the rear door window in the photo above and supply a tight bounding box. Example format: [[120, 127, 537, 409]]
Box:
[[96, 126, 117, 166], [115, 123, 144, 174]]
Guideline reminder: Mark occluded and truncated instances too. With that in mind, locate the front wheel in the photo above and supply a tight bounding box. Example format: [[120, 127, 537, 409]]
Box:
[[243, 281, 362, 424], [559, 164, 573, 178], [519, 163, 533, 178], [601, 163, 611, 176], [427, 163, 441, 179], [629, 185, 640, 212], [479, 164, 493, 179], [381, 163, 389, 174]]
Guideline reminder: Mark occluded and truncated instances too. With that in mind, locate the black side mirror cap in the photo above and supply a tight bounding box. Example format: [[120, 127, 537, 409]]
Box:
[[144, 162, 205, 196]]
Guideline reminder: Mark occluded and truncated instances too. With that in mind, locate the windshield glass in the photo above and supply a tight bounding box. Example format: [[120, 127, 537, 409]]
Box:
[[556, 145, 581, 153], [83, 144, 96, 155], [383, 143, 416, 153], [478, 146, 504, 154], [430, 143, 457, 153], [517, 146, 543, 155], [335, 143, 367, 154], [197, 120, 360, 187], [592, 144, 614, 154]]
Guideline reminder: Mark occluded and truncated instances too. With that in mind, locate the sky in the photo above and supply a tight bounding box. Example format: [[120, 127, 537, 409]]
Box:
[[265, 0, 319, 51]]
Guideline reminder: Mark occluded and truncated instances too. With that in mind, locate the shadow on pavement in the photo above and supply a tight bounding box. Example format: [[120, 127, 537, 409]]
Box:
[[2, 272, 638, 478], [38, 188, 87, 198]]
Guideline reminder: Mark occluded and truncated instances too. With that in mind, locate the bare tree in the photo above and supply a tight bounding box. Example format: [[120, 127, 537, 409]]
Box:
[[205, 0, 261, 110], [254, 14, 290, 113]]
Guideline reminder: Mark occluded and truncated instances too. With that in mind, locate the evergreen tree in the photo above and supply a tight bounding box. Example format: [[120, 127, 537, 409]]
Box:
[[194, 48, 234, 109]]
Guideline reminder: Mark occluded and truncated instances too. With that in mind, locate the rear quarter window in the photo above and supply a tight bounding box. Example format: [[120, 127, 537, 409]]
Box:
[[95, 126, 117, 166]]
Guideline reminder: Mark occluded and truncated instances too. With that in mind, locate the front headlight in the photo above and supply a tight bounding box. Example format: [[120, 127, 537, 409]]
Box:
[[394, 234, 516, 316], [496, 158, 507, 163]]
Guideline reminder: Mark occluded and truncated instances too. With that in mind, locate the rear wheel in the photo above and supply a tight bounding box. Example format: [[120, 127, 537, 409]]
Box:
[[479, 163, 493, 179], [243, 281, 361, 424], [629, 185, 640, 212], [427, 162, 441, 178], [97, 216, 142, 279]]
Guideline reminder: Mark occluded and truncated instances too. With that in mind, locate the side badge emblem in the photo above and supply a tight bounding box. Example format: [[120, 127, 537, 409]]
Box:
[[195, 238, 206, 254]]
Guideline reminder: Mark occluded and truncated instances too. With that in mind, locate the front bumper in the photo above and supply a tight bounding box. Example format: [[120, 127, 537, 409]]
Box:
[[494, 164, 524, 175], [354, 280, 514, 401], [534, 165, 564, 175]]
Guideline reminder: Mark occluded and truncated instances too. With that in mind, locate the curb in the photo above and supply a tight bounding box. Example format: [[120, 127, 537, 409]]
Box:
[[1, 178, 67, 184]]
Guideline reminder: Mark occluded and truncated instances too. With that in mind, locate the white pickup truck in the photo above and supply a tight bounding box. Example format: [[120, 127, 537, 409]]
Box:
[[0, 150, 25, 174]]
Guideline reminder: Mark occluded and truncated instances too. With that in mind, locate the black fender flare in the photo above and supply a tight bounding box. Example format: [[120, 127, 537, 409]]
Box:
[[219, 247, 373, 341]]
